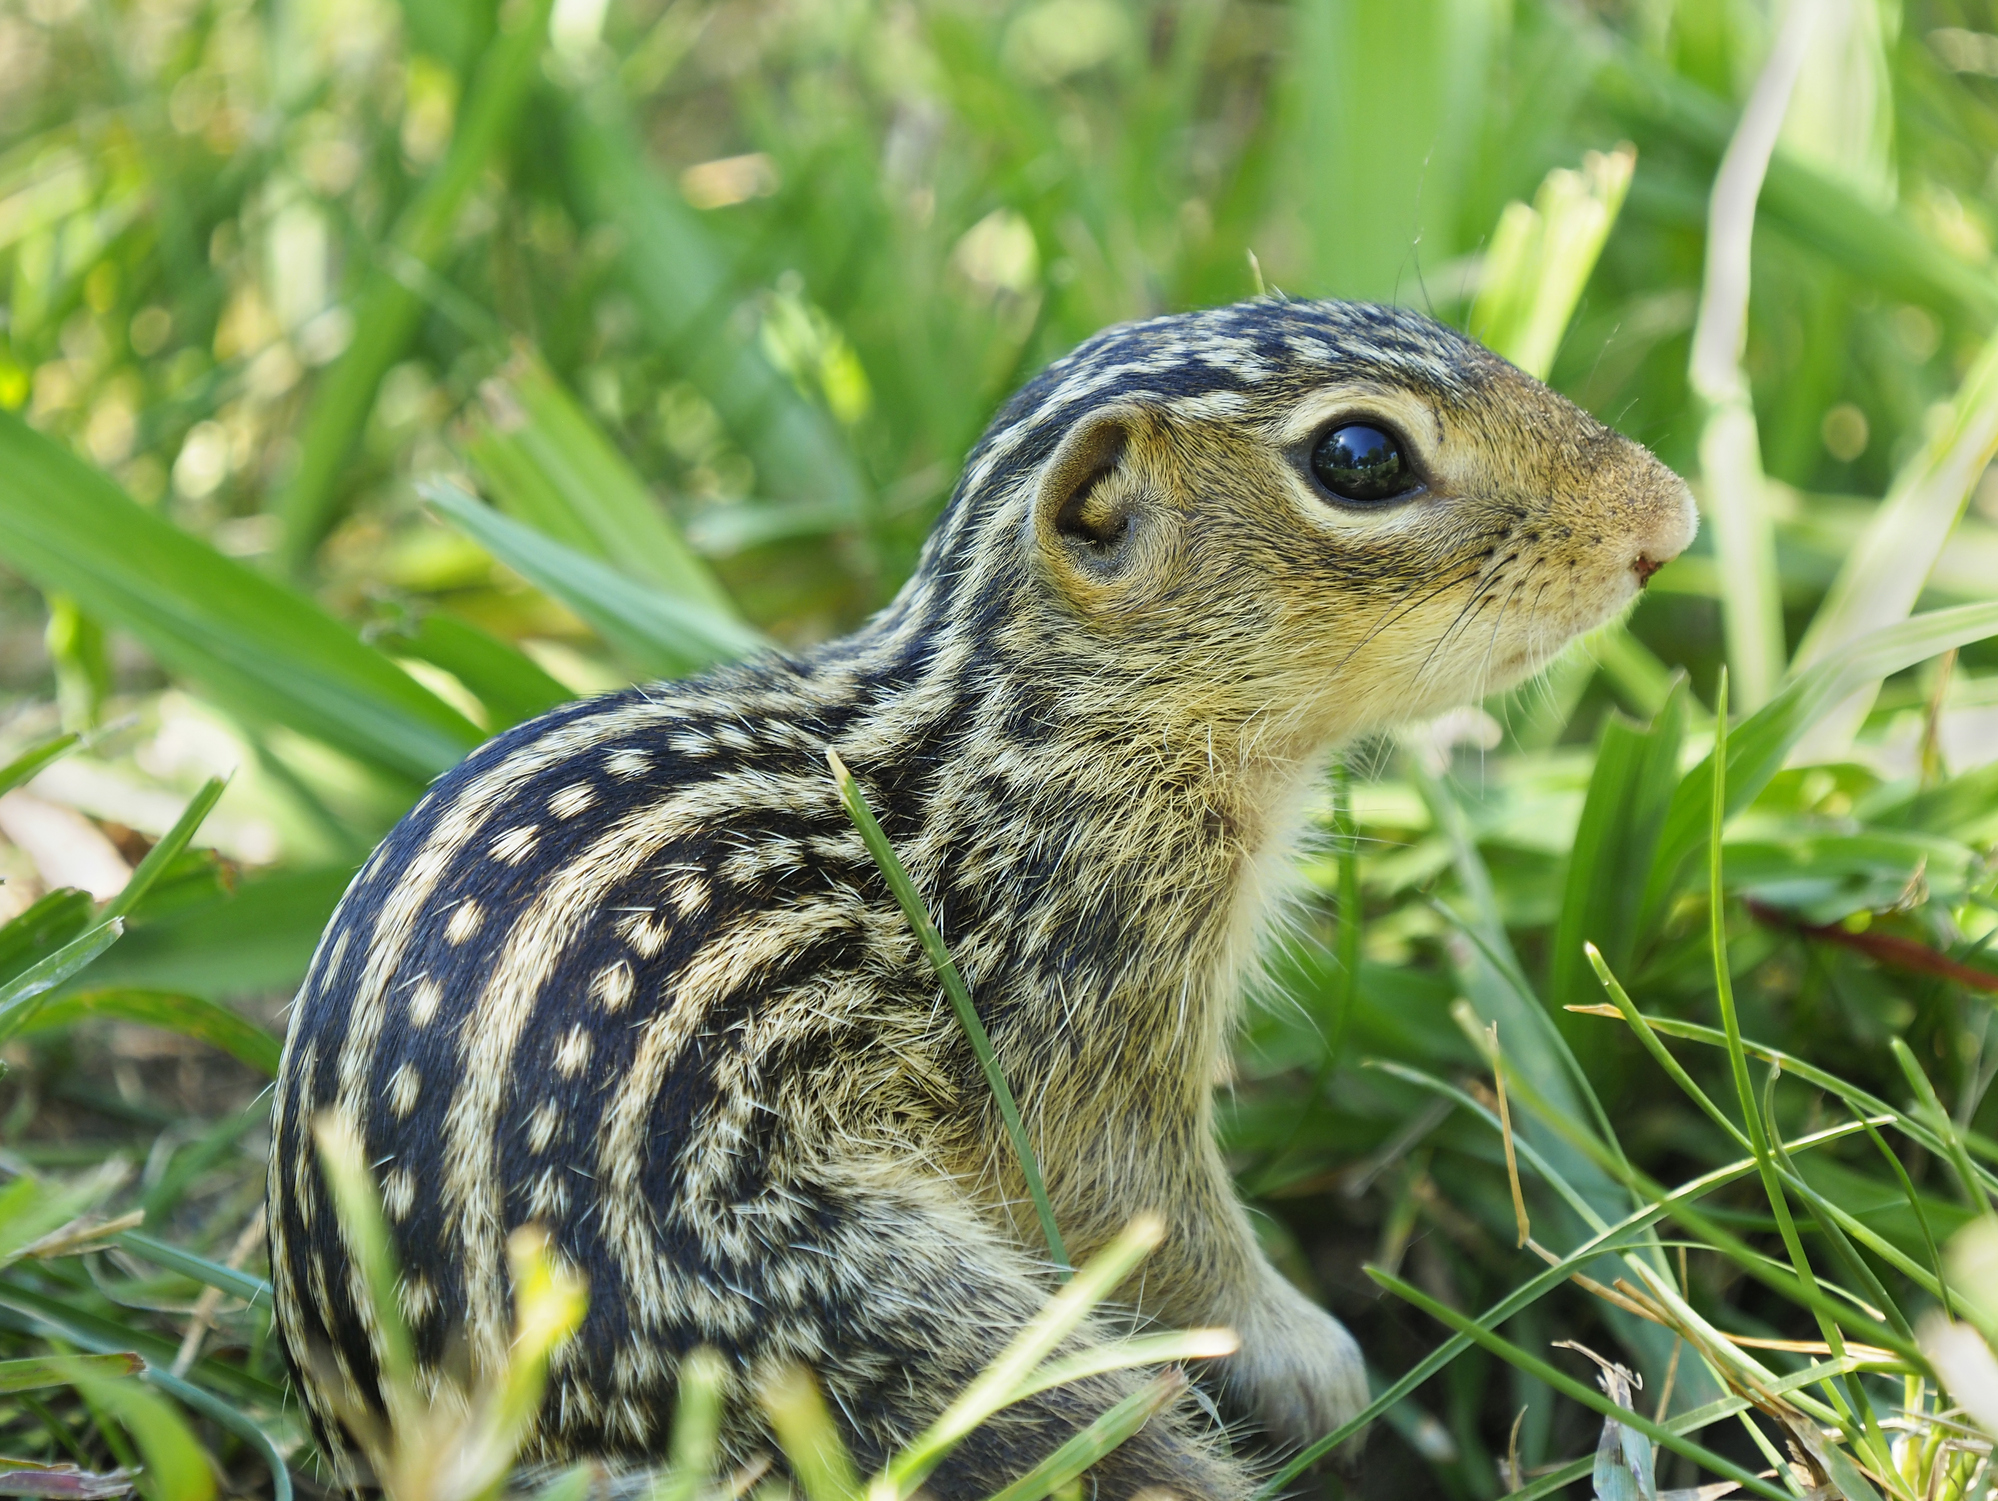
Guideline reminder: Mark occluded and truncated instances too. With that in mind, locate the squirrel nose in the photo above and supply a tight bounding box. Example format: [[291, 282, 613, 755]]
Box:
[[1632, 554, 1665, 587]]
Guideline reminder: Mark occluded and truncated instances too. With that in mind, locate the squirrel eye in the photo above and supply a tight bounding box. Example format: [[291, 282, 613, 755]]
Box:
[[1310, 423, 1414, 503]]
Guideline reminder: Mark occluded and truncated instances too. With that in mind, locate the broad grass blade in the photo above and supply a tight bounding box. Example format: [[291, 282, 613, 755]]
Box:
[[112, 1232, 270, 1308], [463, 349, 743, 619], [0, 923, 122, 1044], [101, 777, 225, 922], [0, 413, 482, 782], [424, 480, 769, 676], [0, 1165, 133, 1270], [20, 989, 278, 1076], [377, 611, 573, 730], [0, 732, 79, 799], [1549, 681, 1688, 1015], [0, 890, 93, 986], [0, 1354, 142, 1393], [79, 867, 352, 1000], [75, 1378, 215, 1501]]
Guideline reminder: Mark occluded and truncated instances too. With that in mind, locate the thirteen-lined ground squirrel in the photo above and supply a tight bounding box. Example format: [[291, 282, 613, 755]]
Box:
[[268, 297, 1696, 1499]]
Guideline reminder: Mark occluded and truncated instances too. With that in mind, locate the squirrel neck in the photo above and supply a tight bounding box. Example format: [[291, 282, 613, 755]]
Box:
[[813, 596, 1332, 1097]]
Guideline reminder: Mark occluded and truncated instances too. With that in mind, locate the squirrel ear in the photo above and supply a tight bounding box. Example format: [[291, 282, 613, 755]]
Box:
[[1034, 407, 1142, 560]]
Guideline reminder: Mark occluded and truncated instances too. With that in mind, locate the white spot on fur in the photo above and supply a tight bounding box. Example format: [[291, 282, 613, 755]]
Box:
[[383, 1166, 415, 1220], [668, 876, 709, 917], [527, 1168, 569, 1220], [489, 825, 539, 864], [554, 1026, 592, 1077], [604, 749, 650, 778], [400, 1273, 437, 1324], [549, 783, 596, 819], [592, 961, 634, 1012], [408, 977, 442, 1027], [387, 1062, 421, 1119], [618, 910, 669, 958], [526, 1100, 562, 1153], [445, 900, 483, 945]]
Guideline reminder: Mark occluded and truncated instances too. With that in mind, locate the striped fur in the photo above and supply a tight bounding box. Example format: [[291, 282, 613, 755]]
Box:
[[269, 297, 1695, 1498]]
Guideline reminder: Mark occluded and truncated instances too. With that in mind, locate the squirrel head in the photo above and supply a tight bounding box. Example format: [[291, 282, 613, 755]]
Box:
[[894, 297, 1695, 763]]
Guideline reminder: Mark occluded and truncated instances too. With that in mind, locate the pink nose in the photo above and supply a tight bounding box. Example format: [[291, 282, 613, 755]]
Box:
[[1632, 554, 1665, 587]]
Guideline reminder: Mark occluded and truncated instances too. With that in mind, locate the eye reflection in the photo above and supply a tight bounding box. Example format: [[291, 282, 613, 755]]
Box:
[[1310, 424, 1414, 503]]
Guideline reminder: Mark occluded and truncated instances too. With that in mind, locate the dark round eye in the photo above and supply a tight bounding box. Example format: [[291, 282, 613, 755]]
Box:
[[1310, 423, 1414, 503]]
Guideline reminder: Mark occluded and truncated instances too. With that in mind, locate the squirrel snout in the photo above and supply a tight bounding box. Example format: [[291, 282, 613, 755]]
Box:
[[1627, 468, 1698, 588]]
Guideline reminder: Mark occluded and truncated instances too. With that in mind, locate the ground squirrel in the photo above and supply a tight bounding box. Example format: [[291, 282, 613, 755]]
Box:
[[269, 297, 1696, 1498]]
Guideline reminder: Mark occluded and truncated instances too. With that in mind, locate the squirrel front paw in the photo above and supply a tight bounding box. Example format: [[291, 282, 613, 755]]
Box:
[[1219, 1275, 1368, 1457]]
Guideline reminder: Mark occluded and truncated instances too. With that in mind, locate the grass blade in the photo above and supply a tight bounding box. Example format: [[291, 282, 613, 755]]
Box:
[[0, 1289, 290, 1501], [1685, 3, 1816, 712], [376, 611, 572, 730], [462, 350, 744, 618], [20, 989, 278, 1076], [980, 1371, 1186, 1501], [81, 867, 352, 1000], [0, 733, 79, 799], [1003, 1330, 1238, 1409], [111, 1232, 271, 1309], [1255, 1116, 1880, 1495], [1549, 683, 1687, 1017], [1593, 50, 1998, 327], [1370, 1267, 1790, 1501], [0, 413, 482, 782], [562, 86, 867, 525], [101, 777, 225, 923], [311, 1112, 414, 1389], [650, 1348, 727, 1501], [828, 748, 1068, 1276], [1892, 1038, 1993, 1218], [1577, 1007, 1998, 1200], [423, 479, 769, 676], [0, 1355, 142, 1393], [0, 923, 122, 1045], [760, 1367, 861, 1501], [877, 1220, 1167, 1499], [75, 1377, 214, 1501]]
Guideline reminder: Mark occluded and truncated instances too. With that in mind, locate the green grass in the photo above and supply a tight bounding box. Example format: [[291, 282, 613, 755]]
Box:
[[1, 0, 1997, 1497]]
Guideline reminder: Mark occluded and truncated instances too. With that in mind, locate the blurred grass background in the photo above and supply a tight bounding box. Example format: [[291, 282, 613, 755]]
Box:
[[1, 0, 1998, 1497]]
